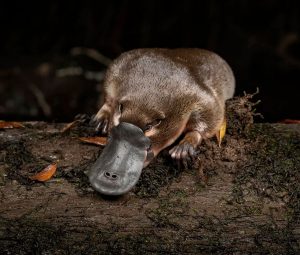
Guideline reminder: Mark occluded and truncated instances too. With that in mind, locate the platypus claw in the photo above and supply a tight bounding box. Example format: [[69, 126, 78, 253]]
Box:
[[95, 119, 109, 135], [169, 142, 195, 166], [90, 112, 110, 135]]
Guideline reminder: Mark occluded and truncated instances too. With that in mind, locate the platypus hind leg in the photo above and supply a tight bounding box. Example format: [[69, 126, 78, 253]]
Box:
[[169, 130, 202, 160], [169, 109, 225, 162], [168, 113, 205, 162]]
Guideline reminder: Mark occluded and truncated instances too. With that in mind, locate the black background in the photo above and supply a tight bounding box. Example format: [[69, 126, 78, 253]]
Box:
[[0, 0, 299, 122]]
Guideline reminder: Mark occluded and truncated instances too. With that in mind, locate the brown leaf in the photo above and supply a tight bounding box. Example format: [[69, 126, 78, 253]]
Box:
[[279, 119, 300, 124], [29, 163, 57, 182], [79, 136, 107, 146], [0, 121, 25, 129], [61, 120, 80, 133]]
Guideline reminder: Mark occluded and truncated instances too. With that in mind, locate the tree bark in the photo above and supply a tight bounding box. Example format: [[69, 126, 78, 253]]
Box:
[[0, 108, 299, 254]]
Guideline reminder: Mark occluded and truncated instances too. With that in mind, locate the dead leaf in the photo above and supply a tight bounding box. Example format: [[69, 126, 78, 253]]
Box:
[[279, 119, 300, 124], [79, 136, 107, 146], [29, 163, 57, 182], [0, 121, 25, 129], [61, 120, 80, 133]]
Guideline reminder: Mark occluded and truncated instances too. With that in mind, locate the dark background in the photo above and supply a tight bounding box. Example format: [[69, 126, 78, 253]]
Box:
[[0, 0, 299, 122]]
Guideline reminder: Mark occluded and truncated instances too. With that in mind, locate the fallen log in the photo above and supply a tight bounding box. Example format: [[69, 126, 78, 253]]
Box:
[[0, 95, 299, 254]]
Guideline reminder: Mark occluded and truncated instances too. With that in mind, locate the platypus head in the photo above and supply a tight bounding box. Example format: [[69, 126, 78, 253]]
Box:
[[89, 122, 150, 196], [88, 95, 191, 196]]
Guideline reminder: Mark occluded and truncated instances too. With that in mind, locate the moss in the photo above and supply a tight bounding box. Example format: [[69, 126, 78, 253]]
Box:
[[172, 189, 188, 198], [1, 139, 33, 168], [233, 124, 300, 216], [227, 122, 300, 254], [0, 216, 67, 254], [134, 156, 181, 198], [226, 89, 262, 136], [59, 158, 97, 195], [146, 196, 188, 229], [0, 139, 43, 186], [253, 221, 300, 254]]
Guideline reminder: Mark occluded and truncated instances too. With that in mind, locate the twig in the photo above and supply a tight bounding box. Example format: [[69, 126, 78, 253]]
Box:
[[70, 47, 112, 66], [29, 83, 52, 117]]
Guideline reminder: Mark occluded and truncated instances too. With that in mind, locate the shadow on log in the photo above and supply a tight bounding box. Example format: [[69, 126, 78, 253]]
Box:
[[0, 94, 299, 254]]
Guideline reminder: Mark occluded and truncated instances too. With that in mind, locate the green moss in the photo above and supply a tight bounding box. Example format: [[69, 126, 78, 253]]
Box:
[[0, 139, 42, 185], [172, 189, 188, 198], [146, 196, 188, 229], [232, 123, 300, 224], [134, 156, 181, 198], [252, 221, 299, 254], [0, 216, 67, 254]]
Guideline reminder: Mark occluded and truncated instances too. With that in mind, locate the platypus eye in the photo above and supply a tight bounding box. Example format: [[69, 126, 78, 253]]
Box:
[[144, 119, 162, 131], [118, 103, 123, 113]]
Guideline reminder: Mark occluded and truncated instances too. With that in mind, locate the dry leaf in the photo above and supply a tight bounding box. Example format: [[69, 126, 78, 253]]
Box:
[[79, 136, 107, 146], [0, 121, 25, 129], [29, 163, 57, 182], [61, 120, 80, 133], [279, 119, 300, 124]]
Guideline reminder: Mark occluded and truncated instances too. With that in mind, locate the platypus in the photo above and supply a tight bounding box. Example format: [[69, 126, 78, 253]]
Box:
[[88, 48, 235, 195]]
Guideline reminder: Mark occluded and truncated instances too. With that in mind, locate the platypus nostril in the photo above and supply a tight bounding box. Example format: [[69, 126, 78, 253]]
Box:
[[104, 172, 118, 180]]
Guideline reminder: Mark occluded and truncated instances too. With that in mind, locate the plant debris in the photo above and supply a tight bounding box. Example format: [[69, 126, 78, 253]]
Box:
[[0, 121, 25, 129], [79, 136, 107, 146], [61, 120, 81, 133], [279, 119, 300, 124], [29, 163, 57, 182]]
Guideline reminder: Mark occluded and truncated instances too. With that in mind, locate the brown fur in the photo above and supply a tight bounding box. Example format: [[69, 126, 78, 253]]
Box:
[[94, 48, 235, 163]]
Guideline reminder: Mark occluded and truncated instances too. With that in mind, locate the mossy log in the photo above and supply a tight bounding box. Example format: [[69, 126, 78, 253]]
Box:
[[0, 96, 299, 254]]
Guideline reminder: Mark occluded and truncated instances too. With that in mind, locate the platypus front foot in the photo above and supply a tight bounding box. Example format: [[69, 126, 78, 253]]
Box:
[[169, 130, 201, 163], [90, 107, 111, 135]]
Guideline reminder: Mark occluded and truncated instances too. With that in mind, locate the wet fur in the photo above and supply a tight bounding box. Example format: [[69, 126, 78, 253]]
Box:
[[94, 48, 235, 163]]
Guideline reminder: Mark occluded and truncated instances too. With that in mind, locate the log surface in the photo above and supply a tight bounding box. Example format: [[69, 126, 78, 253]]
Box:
[[0, 99, 299, 254]]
